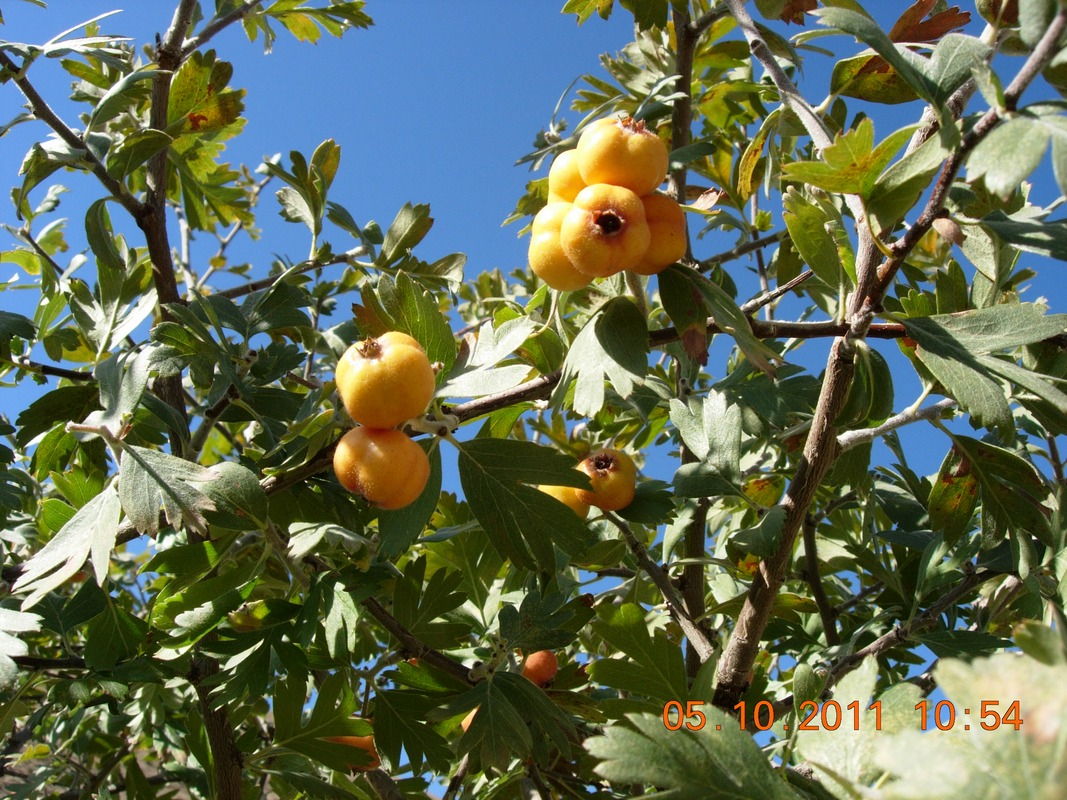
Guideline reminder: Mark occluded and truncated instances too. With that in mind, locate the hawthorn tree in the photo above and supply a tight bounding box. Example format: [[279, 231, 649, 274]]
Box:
[[2, 0, 1067, 798]]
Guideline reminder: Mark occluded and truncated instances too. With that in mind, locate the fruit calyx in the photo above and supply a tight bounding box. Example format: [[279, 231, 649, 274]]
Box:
[[593, 210, 624, 236]]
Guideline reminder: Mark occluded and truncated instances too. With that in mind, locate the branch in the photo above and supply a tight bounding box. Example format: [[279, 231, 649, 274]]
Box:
[[870, 6, 1067, 305], [360, 597, 473, 685], [837, 398, 957, 452], [181, 0, 268, 59], [698, 230, 786, 273], [606, 512, 717, 662], [212, 254, 356, 300], [770, 565, 998, 719], [801, 515, 839, 646], [12, 655, 87, 670], [712, 336, 856, 711], [2, 355, 94, 382], [0, 52, 147, 220], [363, 768, 405, 800]]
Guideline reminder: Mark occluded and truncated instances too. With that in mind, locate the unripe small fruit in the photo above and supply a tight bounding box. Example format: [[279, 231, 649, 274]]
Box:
[[576, 116, 669, 196], [528, 202, 593, 291], [547, 149, 586, 203], [632, 192, 687, 275], [333, 427, 430, 510], [560, 184, 650, 277], [537, 484, 590, 519], [336, 332, 436, 429], [323, 734, 380, 772], [576, 448, 636, 511], [521, 650, 559, 687]]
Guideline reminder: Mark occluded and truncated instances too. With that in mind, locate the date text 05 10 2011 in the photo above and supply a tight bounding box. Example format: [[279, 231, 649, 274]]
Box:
[[662, 699, 1024, 733]]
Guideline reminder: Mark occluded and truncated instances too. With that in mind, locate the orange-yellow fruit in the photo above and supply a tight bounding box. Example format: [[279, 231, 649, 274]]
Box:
[[333, 427, 430, 510], [576, 448, 637, 511], [560, 184, 650, 277], [521, 650, 559, 687], [336, 332, 436, 429], [632, 192, 687, 275], [528, 202, 593, 291], [576, 116, 669, 196], [537, 484, 590, 519], [324, 734, 380, 772], [547, 149, 586, 203]]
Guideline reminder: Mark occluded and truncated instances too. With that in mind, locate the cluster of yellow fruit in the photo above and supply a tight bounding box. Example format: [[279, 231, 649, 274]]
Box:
[[332, 332, 436, 510], [529, 115, 686, 290]]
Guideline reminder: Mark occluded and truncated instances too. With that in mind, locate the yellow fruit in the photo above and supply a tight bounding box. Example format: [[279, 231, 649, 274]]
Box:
[[632, 192, 687, 275], [333, 427, 430, 510], [576, 116, 669, 196], [323, 733, 380, 772], [576, 448, 637, 511], [560, 184, 650, 277], [547, 149, 586, 203], [521, 650, 559, 687], [537, 484, 590, 519], [336, 332, 436, 429], [528, 202, 593, 291]]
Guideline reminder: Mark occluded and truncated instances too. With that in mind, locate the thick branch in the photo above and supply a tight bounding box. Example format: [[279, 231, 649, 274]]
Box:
[[713, 337, 856, 710], [606, 512, 717, 662]]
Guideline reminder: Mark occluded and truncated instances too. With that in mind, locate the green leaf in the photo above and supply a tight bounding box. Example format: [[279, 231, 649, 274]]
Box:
[[947, 435, 1052, 546], [15, 384, 100, 448], [82, 597, 148, 670], [269, 673, 371, 773], [782, 187, 846, 289], [378, 444, 442, 559], [456, 438, 593, 571], [85, 64, 156, 133], [392, 559, 468, 650], [374, 690, 453, 774], [498, 590, 592, 651], [0, 310, 35, 342], [166, 50, 245, 136], [81, 348, 153, 440], [730, 506, 786, 559], [555, 296, 648, 417], [869, 132, 950, 233], [587, 712, 799, 799], [915, 630, 1012, 657], [968, 115, 1050, 199], [979, 210, 1067, 261], [13, 484, 121, 609], [440, 317, 537, 399], [589, 603, 689, 703], [782, 119, 915, 197], [831, 54, 921, 105], [356, 272, 456, 382], [927, 444, 980, 546], [117, 445, 218, 538], [376, 203, 433, 268]]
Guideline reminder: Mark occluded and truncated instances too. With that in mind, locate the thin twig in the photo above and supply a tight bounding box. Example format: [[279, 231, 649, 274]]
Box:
[[739, 270, 813, 315], [837, 398, 956, 452], [2, 356, 94, 382], [443, 755, 470, 800], [605, 512, 716, 662], [212, 255, 354, 300], [698, 230, 786, 273], [181, 0, 268, 59], [801, 515, 839, 646], [360, 597, 472, 685]]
